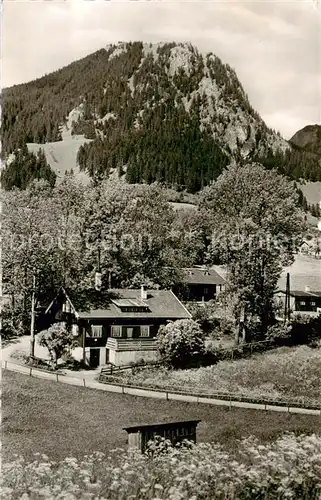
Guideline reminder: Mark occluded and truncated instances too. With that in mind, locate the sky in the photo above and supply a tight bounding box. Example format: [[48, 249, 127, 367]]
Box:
[[1, 0, 321, 139]]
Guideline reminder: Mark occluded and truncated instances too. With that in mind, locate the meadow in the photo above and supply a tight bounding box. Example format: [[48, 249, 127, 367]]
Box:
[[3, 370, 321, 464], [110, 345, 321, 406]]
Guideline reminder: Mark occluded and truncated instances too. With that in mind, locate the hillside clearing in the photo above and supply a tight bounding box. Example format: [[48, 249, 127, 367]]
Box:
[[26, 113, 92, 185], [300, 180, 321, 205], [27, 137, 91, 185], [2, 371, 321, 463]]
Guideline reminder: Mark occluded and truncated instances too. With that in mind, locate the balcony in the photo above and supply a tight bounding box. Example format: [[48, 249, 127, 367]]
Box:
[[106, 337, 157, 352]]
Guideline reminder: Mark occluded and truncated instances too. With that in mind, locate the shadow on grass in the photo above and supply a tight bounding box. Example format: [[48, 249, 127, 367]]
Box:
[[9, 349, 94, 373]]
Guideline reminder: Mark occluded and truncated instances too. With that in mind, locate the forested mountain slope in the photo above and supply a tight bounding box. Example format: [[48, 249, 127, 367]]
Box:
[[2, 42, 320, 191], [290, 125, 321, 157]]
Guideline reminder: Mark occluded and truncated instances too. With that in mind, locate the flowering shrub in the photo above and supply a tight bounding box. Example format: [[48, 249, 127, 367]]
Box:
[[156, 319, 206, 368], [38, 323, 77, 369], [2, 433, 321, 499]]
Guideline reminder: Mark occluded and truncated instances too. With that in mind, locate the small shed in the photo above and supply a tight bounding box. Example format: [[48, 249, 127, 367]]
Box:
[[123, 420, 201, 453]]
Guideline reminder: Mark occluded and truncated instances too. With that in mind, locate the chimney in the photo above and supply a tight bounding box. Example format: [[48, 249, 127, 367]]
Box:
[[305, 285, 311, 293], [95, 272, 102, 291], [203, 266, 210, 276], [141, 285, 147, 300]]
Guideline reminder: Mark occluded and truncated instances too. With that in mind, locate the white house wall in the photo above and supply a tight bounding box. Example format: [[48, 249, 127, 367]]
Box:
[[109, 348, 158, 366]]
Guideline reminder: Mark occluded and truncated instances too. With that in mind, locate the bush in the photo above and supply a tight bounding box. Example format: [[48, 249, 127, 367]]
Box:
[[186, 301, 219, 332], [283, 315, 321, 345], [156, 319, 206, 369], [266, 316, 321, 347], [61, 353, 90, 371], [37, 322, 77, 369], [266, 322, 293, 341], [209, 317, 235, 342], [0, 304, 29, 341], [309, 338, 321, 349]]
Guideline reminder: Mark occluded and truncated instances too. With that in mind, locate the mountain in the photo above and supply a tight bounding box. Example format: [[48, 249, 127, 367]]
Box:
[[290, 124, 321, 157], [289, 124, 321, 217], [2, 41, 321, 191]]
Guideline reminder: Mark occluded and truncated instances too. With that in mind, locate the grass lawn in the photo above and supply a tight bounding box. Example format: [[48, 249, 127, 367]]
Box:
[[2, 371, 321, 463], [112, 345, 321, 405]]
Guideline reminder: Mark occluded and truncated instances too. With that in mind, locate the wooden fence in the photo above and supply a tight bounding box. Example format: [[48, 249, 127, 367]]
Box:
[[100, 361, 162, 376], [215, 339, 276, 359], [3, 360, 320, 415]]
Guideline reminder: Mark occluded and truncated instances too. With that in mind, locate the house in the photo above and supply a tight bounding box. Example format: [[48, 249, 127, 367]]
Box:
[[174, 267, 225, 302], [43, 286, 191, 367], [276, 287, 321, 318]]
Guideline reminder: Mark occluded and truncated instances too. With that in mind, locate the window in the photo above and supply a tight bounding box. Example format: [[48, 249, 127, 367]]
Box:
[[72, 324, 79, 336], [299, 301, 306, 306], [127, 327, 134, 338], [204, 287, 209, 295], [62, 301, 71, 313], [111, 299, 150, 313], [111, 325, 122, 337], [91, 325, 103, 338], [311, 301, 316, 306], [140, 325, 150, 337]]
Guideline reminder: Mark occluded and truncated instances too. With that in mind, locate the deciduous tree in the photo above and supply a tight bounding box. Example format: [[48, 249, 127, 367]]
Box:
[[200, 162, 306, 342]]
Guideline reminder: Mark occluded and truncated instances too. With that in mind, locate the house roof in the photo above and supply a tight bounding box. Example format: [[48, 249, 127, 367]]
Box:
[[278, 254, 321, 291], [182, 267, 225, 286], [123, 420, 201, 433], [277, 274, 321, 293], [278, 290, 321, 298], [46, 287, 191, 320]]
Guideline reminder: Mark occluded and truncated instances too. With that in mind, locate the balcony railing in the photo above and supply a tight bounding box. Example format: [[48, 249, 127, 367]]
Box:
[[106, 337, 157, 351]]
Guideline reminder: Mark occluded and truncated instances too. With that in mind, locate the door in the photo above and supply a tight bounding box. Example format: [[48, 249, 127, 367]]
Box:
[[89, 348, 100, 368]]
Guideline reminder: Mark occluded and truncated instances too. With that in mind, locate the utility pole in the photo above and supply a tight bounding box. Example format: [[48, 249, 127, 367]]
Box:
[[284, 272, 291, 323], [0, 178, 3, 339], [30, 273, 36, 358], [95, 244, 102, 291]]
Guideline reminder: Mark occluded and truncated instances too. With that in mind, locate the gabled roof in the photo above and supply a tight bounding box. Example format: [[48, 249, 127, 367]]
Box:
[[123, 420, 201, 433], [46, 287, 191, 321], [277, 290, 321, 298], [182, 267, 225, 286], [278, 255, 321, 292], [45, 287, 78, 316], [277, 274, 321, 293]]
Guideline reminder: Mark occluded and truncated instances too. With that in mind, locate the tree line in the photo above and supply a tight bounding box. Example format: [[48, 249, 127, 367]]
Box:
[[1, 175, 209, 337], [1, 145, 56, 190], [1, 163, 306, 345]]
